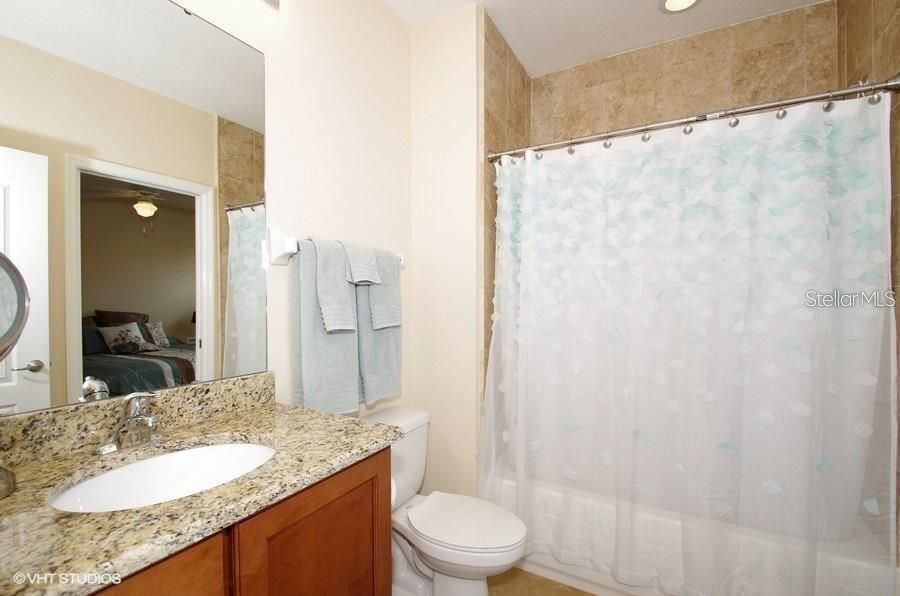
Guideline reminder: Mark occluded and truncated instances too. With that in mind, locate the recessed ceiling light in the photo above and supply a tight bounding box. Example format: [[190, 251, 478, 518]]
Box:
[[663, 0, 699, 13]]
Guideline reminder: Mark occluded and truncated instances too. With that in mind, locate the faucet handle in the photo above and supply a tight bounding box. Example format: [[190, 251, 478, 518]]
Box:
[[122, 391, 158, 417]]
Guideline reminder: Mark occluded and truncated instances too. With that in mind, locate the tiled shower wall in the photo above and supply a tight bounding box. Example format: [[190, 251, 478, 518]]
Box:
[[482, 2, 841, 364], [481, 0, 900, 565], [483, 15, 531, 368], [836, 0, 900, 553], [529, 3, 839, 144], [837, 0, 900, 293], [217, 117, 265, 374]]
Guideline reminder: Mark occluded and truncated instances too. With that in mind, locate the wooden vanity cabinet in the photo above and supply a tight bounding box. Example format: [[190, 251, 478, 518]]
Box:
[[102, 533, 230, 596], [233, 448, 392, 595], [103, 448, 392, 596]]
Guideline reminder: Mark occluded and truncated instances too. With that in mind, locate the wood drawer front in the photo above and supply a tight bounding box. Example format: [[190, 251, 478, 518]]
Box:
[[102, 532, 229, 596], [234, 449, 391, 596]]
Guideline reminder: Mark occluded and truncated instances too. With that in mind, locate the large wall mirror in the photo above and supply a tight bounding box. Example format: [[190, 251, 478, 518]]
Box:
[[0, 0, 267, 413]]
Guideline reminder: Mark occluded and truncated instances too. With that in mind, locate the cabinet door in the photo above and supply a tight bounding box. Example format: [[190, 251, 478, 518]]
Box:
[[234, 449, 391, 596], [103, 532, 229, 595]]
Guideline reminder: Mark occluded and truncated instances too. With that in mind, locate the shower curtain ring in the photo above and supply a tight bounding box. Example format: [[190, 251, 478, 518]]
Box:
[[728, 117, 740, 128], [683, 125, 693, 135], [641, 132, 651, 142], [776, 108, 788, 119], [823, 92, 835, 112], [868, 93, 882, 105], [535, 151, 544, 160], [567, 145, 575, 155], [603, 139, 613, 149]]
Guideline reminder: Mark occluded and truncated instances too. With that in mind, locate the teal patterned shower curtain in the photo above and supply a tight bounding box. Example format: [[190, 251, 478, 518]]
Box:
[[479, 96, 897, 595]]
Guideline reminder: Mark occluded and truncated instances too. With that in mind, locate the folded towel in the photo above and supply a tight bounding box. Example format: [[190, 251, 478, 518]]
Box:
[[368, 250, 401, 329], [357, 249, 401, 404], [340, 242, 381, 285], [311, 238, 356, 332], [292, 240, 360, 413]]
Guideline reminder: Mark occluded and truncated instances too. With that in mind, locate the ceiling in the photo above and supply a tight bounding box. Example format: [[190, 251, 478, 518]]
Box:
[[382, 0, 824, 77], [0, 0, 264, 132]]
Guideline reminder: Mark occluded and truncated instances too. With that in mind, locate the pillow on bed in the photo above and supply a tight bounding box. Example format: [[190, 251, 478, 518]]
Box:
[[145, 321, 170, 347], [82, 326, 109, 355], [94, 310, 150, 327], [99, 322, 158, 354]]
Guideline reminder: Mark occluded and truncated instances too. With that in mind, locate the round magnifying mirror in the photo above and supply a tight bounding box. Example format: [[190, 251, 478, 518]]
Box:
[[0, 252, 30, 362]]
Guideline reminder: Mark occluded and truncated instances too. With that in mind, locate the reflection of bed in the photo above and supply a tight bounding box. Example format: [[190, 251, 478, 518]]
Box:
[[82, 344, 195, 396]]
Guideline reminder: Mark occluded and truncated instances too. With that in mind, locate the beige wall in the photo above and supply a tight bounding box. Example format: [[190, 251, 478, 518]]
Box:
[[0, 36, 217, 406], [217, 117, 265, 361], [176, 0, 487, 497], [81, 200, 196, 341], [173, 0, 415, 412], [410, 4, 482, 496]]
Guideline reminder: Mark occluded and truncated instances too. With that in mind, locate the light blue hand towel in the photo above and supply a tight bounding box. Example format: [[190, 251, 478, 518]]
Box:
[[311, 238, 356, 332], [340, 242, 382, 285], [357, 249, 401, 404], [368, 250, 401, 329], [292, 240, 360, 414]]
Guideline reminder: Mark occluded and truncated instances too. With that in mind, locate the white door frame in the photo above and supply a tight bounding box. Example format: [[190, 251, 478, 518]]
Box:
[[64, 155, 216, 403]]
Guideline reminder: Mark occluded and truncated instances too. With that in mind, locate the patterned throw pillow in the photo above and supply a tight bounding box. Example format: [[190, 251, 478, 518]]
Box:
[[146, 321, 170, 347], [99, 322, 158, 354]]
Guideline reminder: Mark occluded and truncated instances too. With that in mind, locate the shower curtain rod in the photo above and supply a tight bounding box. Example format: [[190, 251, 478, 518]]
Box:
[[486, 74, 900, 162], [224, 199, 265, 212]]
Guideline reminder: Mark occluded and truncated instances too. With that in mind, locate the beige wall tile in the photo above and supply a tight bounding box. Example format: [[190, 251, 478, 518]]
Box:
[[806, 1, 838, 38], [845, 0, 875, 82], [734, 8, 805, 50], [484, 14, 509, 63], [807, 32, 840, 90], [486, 44, 509, 121], [485, 108, 507, 153], [659, 57, 734, 121], [732, 40, 806, 104], [528, 4, 838, 147], [482, 14, 530, 359], [664, 27, 736, 68], [874, 10, 900, 79], [873, 0, 900, 35]]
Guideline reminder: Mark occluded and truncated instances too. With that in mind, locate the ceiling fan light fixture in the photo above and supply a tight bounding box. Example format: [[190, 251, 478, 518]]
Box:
[[133, 200, 158, 218], [663, 0, 699, 12]]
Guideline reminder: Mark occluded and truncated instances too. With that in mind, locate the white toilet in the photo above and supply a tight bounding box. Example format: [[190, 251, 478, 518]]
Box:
[[367, 407, 526, 596]]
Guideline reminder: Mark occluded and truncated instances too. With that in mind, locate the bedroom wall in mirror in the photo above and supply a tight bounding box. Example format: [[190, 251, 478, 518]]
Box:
[[0, 0, 267, 413]]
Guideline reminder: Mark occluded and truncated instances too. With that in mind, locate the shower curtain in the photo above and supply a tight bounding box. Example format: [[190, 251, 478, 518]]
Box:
[[223, 205, 267, 377], [478, 96, 897, 595]]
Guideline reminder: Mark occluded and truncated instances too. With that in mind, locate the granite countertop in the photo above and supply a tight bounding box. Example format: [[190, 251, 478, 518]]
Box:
[[0, 402, 403, 595]]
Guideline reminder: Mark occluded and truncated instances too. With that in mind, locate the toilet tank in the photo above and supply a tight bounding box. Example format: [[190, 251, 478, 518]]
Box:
[[366, 407, 429, 508]]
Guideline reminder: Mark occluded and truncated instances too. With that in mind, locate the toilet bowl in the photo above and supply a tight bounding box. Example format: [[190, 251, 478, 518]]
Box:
[[367, 407, 526, 596]]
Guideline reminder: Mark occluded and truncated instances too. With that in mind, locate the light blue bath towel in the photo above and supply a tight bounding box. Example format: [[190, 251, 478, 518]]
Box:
[[357, 249, 401, 404], [292, 240, 360, 413], [311, 238, 356, 333]]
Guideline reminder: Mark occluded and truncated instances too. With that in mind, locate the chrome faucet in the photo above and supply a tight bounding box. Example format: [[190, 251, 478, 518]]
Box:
[[98, 392, 159, 455]]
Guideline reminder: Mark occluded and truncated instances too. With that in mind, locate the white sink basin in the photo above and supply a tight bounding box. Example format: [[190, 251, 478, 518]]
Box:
[[51, 443, 275, 513]]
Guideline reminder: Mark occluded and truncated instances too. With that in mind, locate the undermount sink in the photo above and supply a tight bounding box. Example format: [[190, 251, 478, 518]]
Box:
[[51, 443, 275, 513]]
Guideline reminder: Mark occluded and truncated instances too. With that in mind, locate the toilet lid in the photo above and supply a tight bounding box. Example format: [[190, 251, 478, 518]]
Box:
[[407, 492, 526, 552]]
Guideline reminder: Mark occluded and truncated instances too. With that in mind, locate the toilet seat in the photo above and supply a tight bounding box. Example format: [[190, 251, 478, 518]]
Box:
[[407, 492, 526, 554], [392, 494, 527, 581]]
